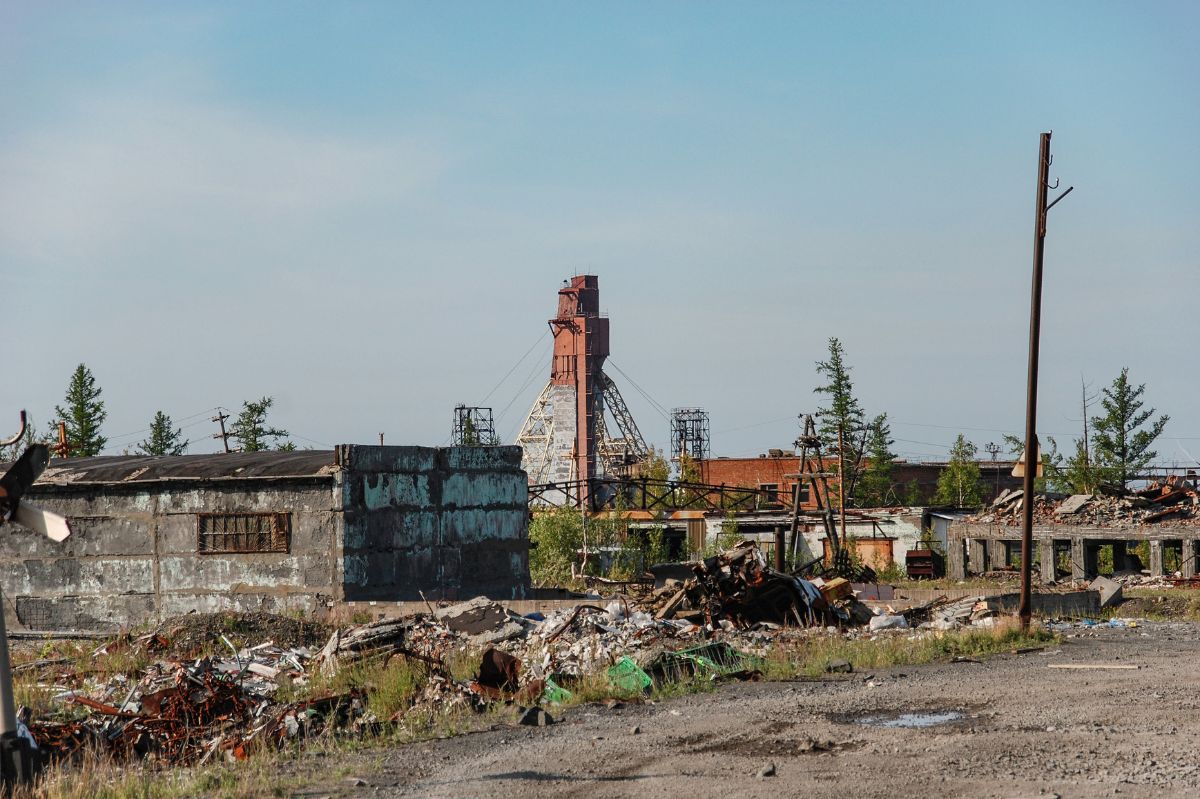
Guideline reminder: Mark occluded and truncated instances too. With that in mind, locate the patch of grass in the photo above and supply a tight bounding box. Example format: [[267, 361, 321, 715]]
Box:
[[1107, 588, 1200, 621], [301, 655, 428, 720], [761, 619, 1055, 679]]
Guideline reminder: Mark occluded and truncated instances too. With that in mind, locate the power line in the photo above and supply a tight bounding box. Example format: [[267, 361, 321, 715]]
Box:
[[478, 329, 550, 406], [604, 359, 671, 421]]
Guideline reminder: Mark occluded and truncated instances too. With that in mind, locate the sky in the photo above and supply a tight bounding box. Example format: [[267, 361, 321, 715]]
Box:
[[2, 2, 1198, 465]]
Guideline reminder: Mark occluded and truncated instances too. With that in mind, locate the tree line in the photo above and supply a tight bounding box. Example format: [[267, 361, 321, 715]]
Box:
[[5, 363, 294, 459], [811, 339, 1170, 509]]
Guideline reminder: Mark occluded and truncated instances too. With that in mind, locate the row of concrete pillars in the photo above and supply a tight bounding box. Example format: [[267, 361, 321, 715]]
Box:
[[956, 537, 1200, 582]]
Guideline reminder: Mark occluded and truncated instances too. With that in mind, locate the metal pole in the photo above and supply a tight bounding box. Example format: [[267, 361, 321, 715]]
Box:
[[0, 587, 15, 736], [774, 525, 784, 571], [1019, 131, 1052, 630], [0, 582, 35, 786], [838, 423, 847, 555]]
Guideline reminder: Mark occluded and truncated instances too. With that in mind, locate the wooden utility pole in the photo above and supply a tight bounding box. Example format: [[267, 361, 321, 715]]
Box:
[[212, 410, 232, 454], [1019, 131, 1072, 629]]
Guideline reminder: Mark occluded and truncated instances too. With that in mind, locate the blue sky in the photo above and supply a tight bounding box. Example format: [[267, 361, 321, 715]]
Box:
[[2, 2, 1197, 463]]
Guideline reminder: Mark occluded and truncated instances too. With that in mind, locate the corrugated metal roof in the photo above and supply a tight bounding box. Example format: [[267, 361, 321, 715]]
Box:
[[30, 451, 337, 486]]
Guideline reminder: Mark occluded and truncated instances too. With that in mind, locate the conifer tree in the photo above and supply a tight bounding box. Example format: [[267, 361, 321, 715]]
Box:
[[136, 411, 188, 456], [53, 364, 107, 456], [856, 414, 898, 506], [813, 338, 868, 504], [230, 397, 291, 452], [1091, 368, 1168, 490]]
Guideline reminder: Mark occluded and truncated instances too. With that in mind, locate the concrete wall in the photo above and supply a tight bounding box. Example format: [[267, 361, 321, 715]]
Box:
[[9, 479, 338, 631], [339, 445, 529, 602]]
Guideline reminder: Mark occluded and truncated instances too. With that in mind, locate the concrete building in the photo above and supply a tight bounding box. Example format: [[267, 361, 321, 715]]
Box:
[[4, 445, 529, 631], [948, 519, 1200, 582], [699, 508, 933, 570]]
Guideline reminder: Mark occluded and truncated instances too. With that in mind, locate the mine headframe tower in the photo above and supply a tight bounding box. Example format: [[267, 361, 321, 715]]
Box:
[[670, 407, 710, 467], [516, 275, 649, 503]]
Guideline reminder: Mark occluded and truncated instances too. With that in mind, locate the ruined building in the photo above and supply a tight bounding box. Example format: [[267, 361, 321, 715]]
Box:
[[5, 445, 529, 631]]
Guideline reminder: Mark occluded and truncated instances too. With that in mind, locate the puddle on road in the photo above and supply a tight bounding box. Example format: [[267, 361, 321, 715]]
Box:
[[855, 711, 964, 728]]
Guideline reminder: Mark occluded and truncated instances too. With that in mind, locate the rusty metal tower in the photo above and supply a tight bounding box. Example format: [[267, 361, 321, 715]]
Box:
[[516, 276, 648, 501]]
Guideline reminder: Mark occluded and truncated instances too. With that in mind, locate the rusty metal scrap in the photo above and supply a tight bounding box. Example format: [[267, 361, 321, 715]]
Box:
[[654, 543, 830, 629]]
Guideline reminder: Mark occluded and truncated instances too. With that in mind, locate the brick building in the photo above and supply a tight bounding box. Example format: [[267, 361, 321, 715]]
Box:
[[699, 452, 1020, 507]]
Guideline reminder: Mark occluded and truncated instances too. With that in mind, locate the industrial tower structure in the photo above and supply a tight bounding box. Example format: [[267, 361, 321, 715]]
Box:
[[516, 276, 649, 502], [670, 408, 710, 464]]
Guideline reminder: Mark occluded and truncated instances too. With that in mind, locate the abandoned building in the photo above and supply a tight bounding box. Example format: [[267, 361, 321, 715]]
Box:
[[698, 451, 1023, 509], [4, 444, 529, 631], [947, 487, 1200, 581]]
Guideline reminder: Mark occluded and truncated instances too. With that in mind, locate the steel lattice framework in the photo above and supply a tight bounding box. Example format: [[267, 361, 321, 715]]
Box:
[[670, 407, 710, 463], [451, 405, 499, 446]]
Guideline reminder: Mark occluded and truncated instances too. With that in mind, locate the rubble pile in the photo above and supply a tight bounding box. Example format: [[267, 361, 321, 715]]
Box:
[[975, 477, 1200, 528], [14, 544, 1017, 770], [646, 543, 830, 628]]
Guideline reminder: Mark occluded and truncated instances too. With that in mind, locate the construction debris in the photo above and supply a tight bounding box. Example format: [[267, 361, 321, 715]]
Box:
[[14, 545, 1022, 771], [977, 477, 1200, 527]]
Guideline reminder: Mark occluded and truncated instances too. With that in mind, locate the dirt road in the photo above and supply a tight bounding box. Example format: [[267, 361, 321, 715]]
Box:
[[329, 622, 1200, 799]]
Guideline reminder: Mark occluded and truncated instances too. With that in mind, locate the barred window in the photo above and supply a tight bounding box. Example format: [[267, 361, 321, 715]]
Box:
[[197, 512, 290, 554]]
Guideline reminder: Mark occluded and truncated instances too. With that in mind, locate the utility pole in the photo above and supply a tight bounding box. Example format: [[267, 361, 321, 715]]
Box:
[[1019, 131, 1073, 630], [986, 442, 1002, 499], [212, 409, 231, 454]]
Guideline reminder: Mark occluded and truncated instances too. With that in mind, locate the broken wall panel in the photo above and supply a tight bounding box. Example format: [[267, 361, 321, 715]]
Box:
[[338, 444, 529, 602]]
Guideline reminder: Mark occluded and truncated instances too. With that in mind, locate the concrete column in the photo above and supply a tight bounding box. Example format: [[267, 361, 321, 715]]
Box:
[[1070, 537, 1086, 581], [1039, 538, 1056, 583], [968, 539, 987, 575], [1183, 539, 1198, 580], [948, 539, 967, 580], [1149, 540, 1164, 577], [1111, 541, 1128, 573], [987, 539, 1007, 571]]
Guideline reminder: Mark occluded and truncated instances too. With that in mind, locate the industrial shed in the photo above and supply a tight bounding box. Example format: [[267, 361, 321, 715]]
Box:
[[3, 444, 529, 631]]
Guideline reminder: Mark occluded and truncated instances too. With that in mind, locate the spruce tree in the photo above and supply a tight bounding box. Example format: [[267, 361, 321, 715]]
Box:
[[1090, 368, 1169, 490], [856, 414, 897, 506], [934, 434, 983, 507], [136, 411, 188, 456], [230, 397, 290, 452], [814, 338, 871, 507], [54, 364, 107, 456]]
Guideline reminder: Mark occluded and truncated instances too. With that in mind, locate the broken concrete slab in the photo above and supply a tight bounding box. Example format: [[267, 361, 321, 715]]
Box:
[[1089, 575, 1124, 609], [1056, 494, 1094, 515], [435, 596, 512, 635]]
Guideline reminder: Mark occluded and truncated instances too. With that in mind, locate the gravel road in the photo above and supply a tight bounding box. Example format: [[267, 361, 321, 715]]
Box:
[[322, 622, 1200, 799]]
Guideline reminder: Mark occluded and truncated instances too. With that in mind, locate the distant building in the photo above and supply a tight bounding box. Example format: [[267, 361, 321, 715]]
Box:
[[698, 451, 1021, 508], [6, 445, 529, 631]]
